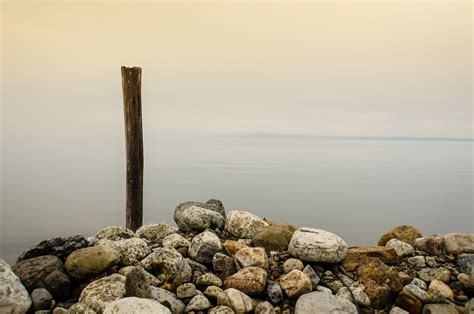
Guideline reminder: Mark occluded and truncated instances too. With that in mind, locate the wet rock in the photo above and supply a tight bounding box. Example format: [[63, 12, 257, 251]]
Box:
[[294, 291, 358, 314], [282, 258, 304, 273], [378, 225, 422, 246], [65, 245, 120, 280], [407, 256, 426, 268], [255, 301, 275, 314], [279, 269, 312, 298], [224, 210, 269, 239], [135, 223, 177, 241], [204, 286, 223, 301], [162, 233, 191, 249], [177, 283, 197, 298], [78, 274, 126, 313], [213, 253, 237, 279], [422, 304, 458, 314], [119, 266, 162, 287], [348, 246, 398, 264], [150, 287, 185, 313], [457, 254, 474, 273], [418, 268, 450, 283], [302, 265, 320, 288], [403, 284, 429, 303], [394, 290, 422, 314], [217, 288, 253, 313], [141, 247, 192, 285], [444, 233, 474, 254], [427, 279, 453, 302], [16, 235, 88, 263], [13, 255, 71, 299], [289, 227, 347, 263], [196, 273, 223, 289], [267, 282, 284, 304], [95, 226, 135, 241], [98, 238, 151, 266], [209, 305, 235, 314], [0, 259, 32, 313], [103, 297, 171, 314], [224, 267, 267, 295], [124, 266, 152, 298], [174, 200, 226, 232], [235, 247, 268, 270], [31, 288, 53, 311], [185, 294, 212, 312], [386, 239, 415, 257], [414, 235, 446, 257], [189, 231, 222, 264], [69, 303, 97, 314], [223, 240, 248, 254]]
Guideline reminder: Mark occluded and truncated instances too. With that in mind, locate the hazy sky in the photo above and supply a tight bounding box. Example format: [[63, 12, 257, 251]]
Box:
[[2, 1, 473, 139]]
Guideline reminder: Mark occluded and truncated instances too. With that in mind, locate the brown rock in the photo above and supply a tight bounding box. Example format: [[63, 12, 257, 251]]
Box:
[[394, 290, 422, 314], [413, 235, 446, 257], [224, 267, 267, 295], [252, 227, 290, 253], [378, 225, 422, 246], [348, 246, 398, 264], [427, 279, 453, 302], [279, 269, 312, 298], [235, 247, 269, 270], [223, 240, 248, 255]]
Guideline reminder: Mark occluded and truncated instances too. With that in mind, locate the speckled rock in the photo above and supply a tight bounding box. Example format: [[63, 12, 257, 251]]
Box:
[[378, 225, 422, 246], [204, 286, 224, 301], [135, 223, 177, 241], [98, 238, 151, 266], [118, 266, 162, 286], [418, 268, 450, 283], [16, 235, 88, 263], [224, 267, 267, 295], [177, 283, 198, 298], [69, 303, 96, 314], [196, 273, 223, 289], [407, 256, 426, 268], [255, 301, 274, 314], [185, 294, 212, 312], [347, 246, 398, 264], [31, 288, 53, 311], [213, 253, 237, 279], [410, 278, 427, 290], [12, 255, 71, 299], [414, 235, 446, 257], [427, 279, 453, 302], [279, 269, 312, 298], [181, 206, 226, 232], [444, 233, 474, 254], [302, 265, 320, 288], [124, 266, 152, 298], [174, 200, 226, 232], [162, 233, 191, 249], [336, 286, 370, 306], [224, 211, 269, 239], [457, 254, 474, 273], [289, 227, 348, 263], [209, 305, 235, 314], [95, 226, 135, 241], [140, 247, 192, 285], [217, 288, 253, 313], [295, 291, 358, 314], [282, 258, 304, 273], [267, 282, 284, 304], [65, 245, 120, 280], [150, 287, 185, 314], [0, 259, 32, 313], [189, 231, 222, 264], [235, 247, 268, 270], [79, 274, 126, 313], [103, 297, 171, 314], [386, 239, 415, 257]]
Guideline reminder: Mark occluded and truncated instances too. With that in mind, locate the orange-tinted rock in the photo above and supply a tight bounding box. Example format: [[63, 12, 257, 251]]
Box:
[[378, 225, 422, 246], [223, 267, 267, 295], [223, 240, 248, 255], [348, 246, 398, 264], [394, 290, 422, 314]]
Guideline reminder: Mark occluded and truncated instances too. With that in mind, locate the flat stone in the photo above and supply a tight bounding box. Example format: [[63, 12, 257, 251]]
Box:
[[444, 233, 474, 254], [217, 288, 253, 313], [289, 227, 348, 263], [31, 288, 53, 311], [224, 267, 267, 295], [386, 239, 415, 257], [414, 235, 446, 257], [162, 233, 191, 249], [336, 286, 370, 307], [184, 294, 212, 312], [348, 246, 398, 264], [0, 259, 31, 313], [378, 225, 422, 246], [295, 291, 358, 314], [95, 226, 135, 241], [79, 274, 126, 313], [98, 238, 151, 266], [65, 244, 120, 280], [235, 247, 268, 270], [224, 210, 269, 239], [103, 297, 171, 314], [135, 223, 177, 241], [422, 304, 458, 314], [189, 231, 222, 264], [140, 247, 192, 285], [125, 266, 152, 298], [16, 235, 88, 263], [279, 269, 312, 298], [150, 287, 185, 313]]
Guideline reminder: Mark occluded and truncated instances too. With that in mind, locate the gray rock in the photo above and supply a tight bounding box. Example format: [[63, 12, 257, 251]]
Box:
[[217, 288, 253, 313], [282, 258, 304, 273], [95, 226, 135, 241], [150, 286, 185, 314], [181, 206, 226, 232], [386, 239, 415, 257], [224, 210, 269, 239], [184, 294, 212, 312], [209, 305, 235, 314], [315, 285, 333, 294], [418, 267, 450, 282], [212, 253, 237, 279], [12, 255, 71, 299], [16, 235, 88, 263], [177, 283, 197, 298], [303, 265, 320, 288], [0, 259, 32, 313], [458, 254, 474, 274], [189, 231, 222, 264], [98, 238, 151, 266], [444, 233, 474, 254], [69, 303, 97, 314], [65, 245, 120, 280], [336, 286, 370, 306], [103, 297, 171, 314], [403, 284, 429, 303], [422, 303, 458, 314], [78, 274, 126, 313], [174, 200, 226, 232], [135, 223, 177, 241], [125, 266, 152, 298], [31, 288, 53, 311], [267, 282, 283, 304], [141, 247, 192, 285], [255, 301, 274, 314], [288, 227, 348, 263], [235, 247, 268, 270], [410, 278, 428, 290], [162, 233, 191, 249], [196, 273, 223, 289], [295, 291, 358, 314], [407, 256, 426, 268]]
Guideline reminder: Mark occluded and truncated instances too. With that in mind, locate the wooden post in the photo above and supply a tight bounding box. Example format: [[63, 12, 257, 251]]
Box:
[[121, 66, 143, 231]]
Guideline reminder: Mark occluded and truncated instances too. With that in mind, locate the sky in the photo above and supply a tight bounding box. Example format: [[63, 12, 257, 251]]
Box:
[[1, 1, 473, 140]]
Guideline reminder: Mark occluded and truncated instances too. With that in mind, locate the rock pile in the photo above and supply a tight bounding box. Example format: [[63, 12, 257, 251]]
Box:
[[1, 200, 473, 314]]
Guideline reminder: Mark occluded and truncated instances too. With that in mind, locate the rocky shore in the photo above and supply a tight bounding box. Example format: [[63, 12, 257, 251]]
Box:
[[1, 199, 473, 314]]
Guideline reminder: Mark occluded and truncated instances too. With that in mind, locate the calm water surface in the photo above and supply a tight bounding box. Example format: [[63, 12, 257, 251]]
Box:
[[1, 136, 472, 264]]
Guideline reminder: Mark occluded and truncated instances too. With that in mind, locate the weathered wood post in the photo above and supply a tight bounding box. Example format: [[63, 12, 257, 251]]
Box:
[[121, 66, 143, 231]]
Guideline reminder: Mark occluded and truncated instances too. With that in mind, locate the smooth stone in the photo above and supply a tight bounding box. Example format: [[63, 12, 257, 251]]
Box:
[[0, 259, 32, 313], [336, 286, 370, 306], [65, 245, 120, 280], [124, 266, 152, 298], [150, 287, 185, 313], [189, 231, 222, 264], [12, 255, 71, 299], [378, 225, 422, 246], [103, 297, 171, 314], [255, 301, 275, 314], [394, 290, 422, 314], [177, 283, 198, 298], [252, 223, 296, 252], [98, 238, 151, 266], [224, 267, 267, 295], [294, 291, 358, 314], [52, 307, 69, 314], [279, 269, 312, 298], [196, 273, 223, 289], [118, 266, 162, 287], [78, 274, 126, 313], [427, 279, 453, 302], [386, 239, 415, 257], [418, 268, 450, 283], [282, 258, 304, 273], [348, 246, 398, 264], [302, 265, 320, 288], [422, 304, 458, 314], [224, 210, 269, 239], [181, 206, 226, 232], [184, 294, 212, 312], [174, 200, 226, 232], [16, 235, 88, 263], [209, 305, 236, 314], [140, 247, 192, 285], [414, 235, 446, 257], [204, 286, 224, 301], [289, 227, 348, 263], [444, 233, 474, 254], [217, 288, 253, 313], [403, 284, 429, 303], [315, 285, 333, 294], [162, 233, 191, 249], [408, 256, 426, 268], [95, 226, 135, 241], [135, 222, 177, 241], [235, 247, 269, 270], [223, 240, 248, 254], [267, 282, 284, 304], [31, 288, 53, 311], [212, 253, 237, 279], [410, 278, 428, 290], [68, 303, 97, 314]]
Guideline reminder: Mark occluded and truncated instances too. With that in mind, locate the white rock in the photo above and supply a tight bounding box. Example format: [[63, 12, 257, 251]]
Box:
[[189, 231, 222, 264], [224, 211, 269, 239], [288, 227, 348, 263], [103, 297, 171, 314], [0, 259, 32, 313], [443, 233, 474, 254], [386, 239, 415, 257], [295, 291, 357, 314]]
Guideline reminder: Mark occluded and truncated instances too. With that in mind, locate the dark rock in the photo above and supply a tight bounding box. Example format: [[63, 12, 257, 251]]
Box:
[[457, 254, 474, 274], [16, 235, 88, 263], [31, 288, 53, 311], [212, 253, 237, 279], [125, 266, 152, 298], [394, 290, 422, 314], [267, 282, 283, 304]]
